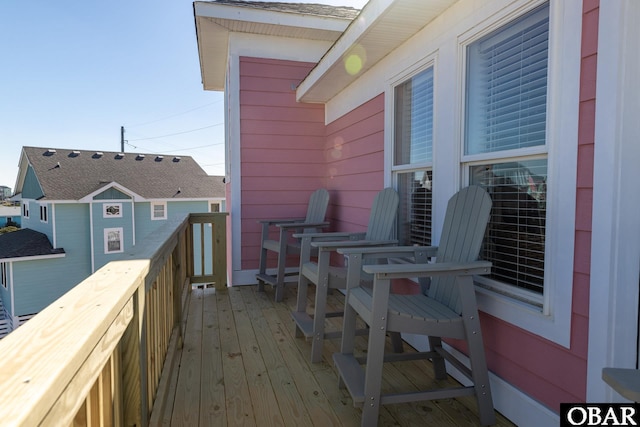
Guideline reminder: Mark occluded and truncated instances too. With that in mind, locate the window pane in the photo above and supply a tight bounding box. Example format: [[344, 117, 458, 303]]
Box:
[[153, 204, 165, 218], [465, 4, 549, 155], [397, 170, 432, 246], [471, 159, 546, 293], [395, 67, 433, 165]]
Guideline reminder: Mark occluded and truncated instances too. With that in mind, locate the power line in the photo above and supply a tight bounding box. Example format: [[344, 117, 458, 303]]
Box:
[[125, 101, 221, 128], [127, 123, 223, 142]]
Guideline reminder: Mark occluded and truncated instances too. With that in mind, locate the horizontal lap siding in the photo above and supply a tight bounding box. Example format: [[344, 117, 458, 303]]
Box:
[[325, 94, 385, 233], [239, 57, 325, 270]]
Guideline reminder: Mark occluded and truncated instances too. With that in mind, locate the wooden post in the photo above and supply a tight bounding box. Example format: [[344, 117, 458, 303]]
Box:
[[121, 284, 149, 427]]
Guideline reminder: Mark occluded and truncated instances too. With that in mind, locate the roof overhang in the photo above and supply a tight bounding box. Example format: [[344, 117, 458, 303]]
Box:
[[193, 1, 355, 91], [296, 0, 458, 103]]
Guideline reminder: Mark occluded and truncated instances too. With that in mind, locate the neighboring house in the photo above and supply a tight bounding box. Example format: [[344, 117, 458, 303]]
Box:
[[0, 186, 11, 200], [193, 0, 639, 425], [0, 146, 225, 337], [0, 205, 20, 228]]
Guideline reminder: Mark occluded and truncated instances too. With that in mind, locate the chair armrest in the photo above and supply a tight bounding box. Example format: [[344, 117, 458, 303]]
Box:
[[276, 221, 329, 229], [363, 260, 491, 279], [311, 239, 398, 251], [338, 245, 438, 258], [258, 218, 305, 225], [293, 231, 366, 240]]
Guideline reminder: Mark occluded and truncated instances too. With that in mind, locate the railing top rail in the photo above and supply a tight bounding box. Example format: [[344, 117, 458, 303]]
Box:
[[0, 214, 191, 426]]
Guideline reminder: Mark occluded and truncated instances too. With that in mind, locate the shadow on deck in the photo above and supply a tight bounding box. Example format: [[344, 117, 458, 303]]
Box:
[[151, 285, 515, 426]]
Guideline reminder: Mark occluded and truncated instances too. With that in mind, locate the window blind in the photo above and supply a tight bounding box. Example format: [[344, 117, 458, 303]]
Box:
[[471, 160, 547, 293], [394, 67, 433, 165], [466, 4, 549, 155], [398, 170, 432, 246]]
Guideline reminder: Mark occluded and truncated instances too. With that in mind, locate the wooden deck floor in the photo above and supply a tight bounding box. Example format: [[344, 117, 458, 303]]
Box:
[[151, 285, 515, 426]]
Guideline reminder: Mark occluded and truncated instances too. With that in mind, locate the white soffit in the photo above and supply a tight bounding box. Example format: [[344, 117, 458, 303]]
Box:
[[296, 0, 458, 103], [194, 1, 355, 91]]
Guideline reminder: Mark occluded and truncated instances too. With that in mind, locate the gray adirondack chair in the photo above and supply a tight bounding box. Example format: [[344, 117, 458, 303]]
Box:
[[291, 187, 399, 363], [334, 185, 496, 426], [256, 188, 330, 302]]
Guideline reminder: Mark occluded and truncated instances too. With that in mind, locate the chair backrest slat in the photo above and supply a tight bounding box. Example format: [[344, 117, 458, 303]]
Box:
[[304, 188, 330, 224], [364, 188, 399, 241], [427, 186, 492, 313]]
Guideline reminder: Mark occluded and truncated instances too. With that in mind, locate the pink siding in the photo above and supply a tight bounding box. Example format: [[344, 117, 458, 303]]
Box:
[[324, 95, 385, 232], [239, 57, 326, 270]]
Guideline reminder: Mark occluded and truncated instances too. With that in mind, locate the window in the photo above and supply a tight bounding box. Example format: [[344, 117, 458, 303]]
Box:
[[103, 203, 122, 218], [104, 228, 124, 254], [393, 66, 434, 246], [1, 263, 7, 289], [22, 202, 29, 219], [210, 202, 220, 213], [464, 3, 549, 304], [40, 204, 48, 223], [151, 202, 167, 220]]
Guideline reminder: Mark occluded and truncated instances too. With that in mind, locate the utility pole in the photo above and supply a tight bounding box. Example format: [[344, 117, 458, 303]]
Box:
[[120, 126, 125, 152]]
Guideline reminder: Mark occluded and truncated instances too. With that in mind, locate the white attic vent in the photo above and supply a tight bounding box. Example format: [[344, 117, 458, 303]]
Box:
[[45, 149, 56, 156], [70, 150, 80, 157], [155, 155, 164, 162], [172, 156, 181, 162], [94, 151, 103, 157], [136, 154, 145, 160], [115, 153, 125, 159]]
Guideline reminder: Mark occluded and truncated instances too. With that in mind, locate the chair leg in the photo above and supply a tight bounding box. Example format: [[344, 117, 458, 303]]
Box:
[[428, 336, 447, 380], [389, 332, 403, 353], [257, 244, 267, 293], [466, 324, 495, 425], [310, 273, 329, 363], [361, 320, 387, 426], [274, 234, 288, 302], [294, 274, 310, 338]]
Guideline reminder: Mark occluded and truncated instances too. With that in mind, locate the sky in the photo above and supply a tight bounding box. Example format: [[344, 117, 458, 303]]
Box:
[[0, 0, 367, 193]]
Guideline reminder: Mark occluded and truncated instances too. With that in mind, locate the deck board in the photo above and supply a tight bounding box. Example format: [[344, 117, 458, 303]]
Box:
[[152, 285, 516, 426]]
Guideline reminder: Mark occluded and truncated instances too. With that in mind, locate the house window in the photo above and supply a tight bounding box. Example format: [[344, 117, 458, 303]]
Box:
[[151, 202, 167, 220], [210, 202, 220, 213], [40, 204, 48, 223], [1, 263, 7, 289], [464, 3, 549, 301], [393, 66, 434, 246], [103, 203, 122, 218], [22, 202, 29, 219], [104, 228, 124, 254]]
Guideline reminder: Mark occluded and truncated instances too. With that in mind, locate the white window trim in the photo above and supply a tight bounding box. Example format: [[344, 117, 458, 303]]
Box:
[[382, 0, 580, 348], [104, 227, 124, 254], [1, 262, 8, 289], [151, 202, 167, 220], [39, 204, 48, 223], [103, 202, 123, 218], [459, 0, 581, 348]]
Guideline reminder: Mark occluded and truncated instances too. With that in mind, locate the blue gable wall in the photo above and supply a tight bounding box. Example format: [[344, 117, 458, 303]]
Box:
[[21, 166, 44, 200]]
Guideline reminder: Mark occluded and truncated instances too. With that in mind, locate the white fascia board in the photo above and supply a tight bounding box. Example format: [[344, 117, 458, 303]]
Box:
[[78, 182, 144, 203], [229, 32, 335, 64], [296, 0, 394, 101], [194, 1, 351, 33], [2, 253, 66, 263]]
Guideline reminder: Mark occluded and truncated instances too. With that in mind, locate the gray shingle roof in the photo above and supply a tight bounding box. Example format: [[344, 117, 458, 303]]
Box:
[[207, 0, 360, 19], [0, 229, 65, 259], [22, 147, 225, 201]]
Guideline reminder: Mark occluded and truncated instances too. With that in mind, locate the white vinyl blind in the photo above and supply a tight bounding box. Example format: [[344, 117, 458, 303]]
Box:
[[465, 4, 549, 155], [397, 170, 432, 246], [394, 67, 433, 165], [471, 160, 547, 294]]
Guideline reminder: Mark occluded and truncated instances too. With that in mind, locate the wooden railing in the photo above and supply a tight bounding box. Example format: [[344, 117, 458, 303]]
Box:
[[0, 212, 228, 426]]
